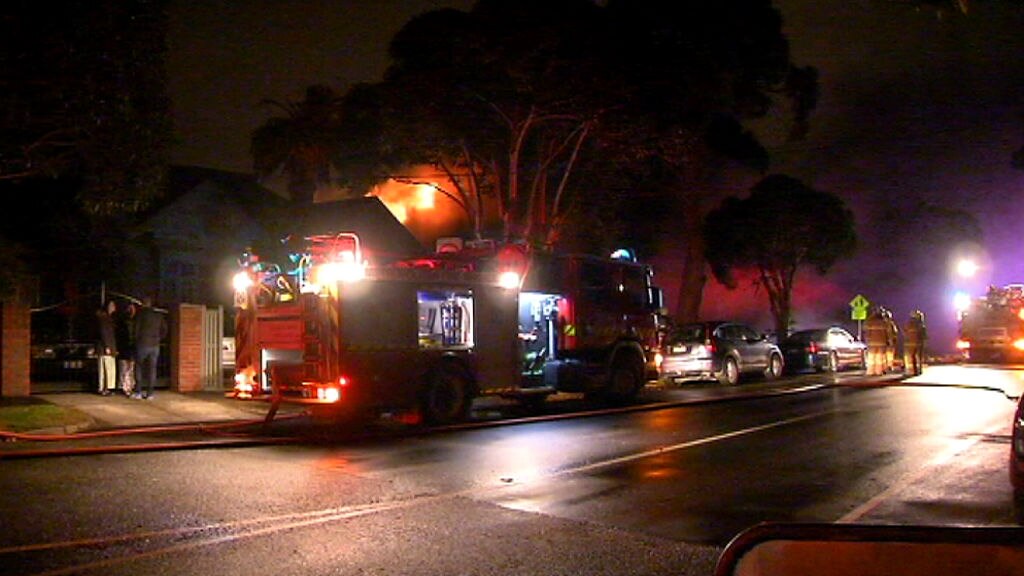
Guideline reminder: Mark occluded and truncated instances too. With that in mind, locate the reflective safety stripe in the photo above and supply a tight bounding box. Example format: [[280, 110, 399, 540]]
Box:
[[563, 324, 576, 337]]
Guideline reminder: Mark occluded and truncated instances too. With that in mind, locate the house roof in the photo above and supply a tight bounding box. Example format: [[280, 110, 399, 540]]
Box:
[[163, 165, 288, 219], [275, 196, 427, 263]]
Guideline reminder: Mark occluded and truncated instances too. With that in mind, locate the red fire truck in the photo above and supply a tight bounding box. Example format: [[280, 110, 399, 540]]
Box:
[[231, 232, 665, 424], [956, 283, 1024, 363]]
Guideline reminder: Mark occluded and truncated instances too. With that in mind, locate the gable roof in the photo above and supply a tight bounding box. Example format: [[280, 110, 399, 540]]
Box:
[[274, 196, 427, 263], [163, 165, 288, 218]]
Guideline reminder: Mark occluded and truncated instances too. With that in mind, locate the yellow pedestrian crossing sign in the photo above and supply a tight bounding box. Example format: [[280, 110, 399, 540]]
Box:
[[850, 294, 870, 321]]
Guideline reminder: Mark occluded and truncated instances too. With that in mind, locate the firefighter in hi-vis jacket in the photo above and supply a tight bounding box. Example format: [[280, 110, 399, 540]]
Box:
[[863, 307, 889, 377], [903, 310, 927, 376]]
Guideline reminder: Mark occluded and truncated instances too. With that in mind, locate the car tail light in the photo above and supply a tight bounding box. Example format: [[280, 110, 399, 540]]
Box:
[[807, 342, 818, 354]]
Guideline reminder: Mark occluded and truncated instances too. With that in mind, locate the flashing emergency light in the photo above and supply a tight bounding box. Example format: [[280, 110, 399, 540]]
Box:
[[955, 339, 971, 350], [610, 248, 636, 262], [313, 250, 367, 287], [318, 261, 366, 284], [232, 271, 254, 292], [953, 291, 971, 313], [1014, 339, 1024, 352], [498, 270, 521, 290]]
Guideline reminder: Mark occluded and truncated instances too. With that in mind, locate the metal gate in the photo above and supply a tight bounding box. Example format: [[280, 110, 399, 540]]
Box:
[[202, 306, 224, 390]]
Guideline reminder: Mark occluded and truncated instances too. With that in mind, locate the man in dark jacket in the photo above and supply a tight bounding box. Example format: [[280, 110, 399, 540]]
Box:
[[133, 296, 167, 400]]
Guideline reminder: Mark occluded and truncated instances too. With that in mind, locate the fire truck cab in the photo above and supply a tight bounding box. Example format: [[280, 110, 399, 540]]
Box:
[[231, 233, 664, 424], [956, 283, 1024, 363]]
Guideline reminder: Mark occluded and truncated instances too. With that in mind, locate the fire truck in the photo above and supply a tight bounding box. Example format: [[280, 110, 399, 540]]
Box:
[[231, 232, 665, 424], [956, 283, 1024, 363]]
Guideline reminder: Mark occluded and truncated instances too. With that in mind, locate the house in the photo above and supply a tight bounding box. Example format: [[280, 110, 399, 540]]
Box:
[[124, 165, 290, 312], [128, 166, 428, 314]]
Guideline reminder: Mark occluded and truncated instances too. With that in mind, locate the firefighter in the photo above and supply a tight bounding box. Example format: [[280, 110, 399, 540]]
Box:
[[882, 307, 900, 373], [863, 306, 889, 376], [903, 310, 927, 376]]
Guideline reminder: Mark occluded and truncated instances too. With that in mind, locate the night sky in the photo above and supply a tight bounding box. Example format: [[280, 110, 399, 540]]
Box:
[[167, 0, 1024, 353]]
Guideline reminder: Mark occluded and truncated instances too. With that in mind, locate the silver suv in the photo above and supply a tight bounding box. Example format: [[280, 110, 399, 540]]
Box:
[[659, 321, 784, 385]]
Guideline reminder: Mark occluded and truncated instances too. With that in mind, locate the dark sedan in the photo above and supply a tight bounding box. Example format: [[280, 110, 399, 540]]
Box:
[[659, 321, 784, 386], [781, 326, 866, 373], [30, 341, 98, 386]]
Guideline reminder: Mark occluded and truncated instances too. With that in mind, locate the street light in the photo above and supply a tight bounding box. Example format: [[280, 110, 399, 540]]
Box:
[[956, 258, 979, 278]]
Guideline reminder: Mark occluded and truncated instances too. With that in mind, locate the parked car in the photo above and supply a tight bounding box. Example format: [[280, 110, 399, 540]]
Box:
[[30, 341, 98, 385], [659, 321, 784, 386], [1012, 392, 1024, 500], [780, 326, 867, 373]]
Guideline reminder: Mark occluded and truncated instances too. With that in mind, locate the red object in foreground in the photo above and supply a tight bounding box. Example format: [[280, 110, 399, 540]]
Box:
[[1011, 394, 1024, 497]]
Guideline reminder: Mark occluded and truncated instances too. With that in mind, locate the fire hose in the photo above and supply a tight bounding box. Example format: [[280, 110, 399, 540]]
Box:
[[0, 406, 309, 459]]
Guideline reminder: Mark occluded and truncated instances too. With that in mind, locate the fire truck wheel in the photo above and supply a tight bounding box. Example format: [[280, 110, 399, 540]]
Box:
[[422, 362, 473, 425], [605, 352, 644, 403]]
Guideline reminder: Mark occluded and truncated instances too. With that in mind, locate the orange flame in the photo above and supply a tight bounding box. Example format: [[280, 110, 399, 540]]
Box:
[[369, 168, 467, 244]]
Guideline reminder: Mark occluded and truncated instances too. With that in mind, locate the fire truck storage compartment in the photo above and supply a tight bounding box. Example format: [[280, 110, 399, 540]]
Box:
[[518, 291, 561, 383], [418, 289, 474, 348], [262, 349, 303, 392]]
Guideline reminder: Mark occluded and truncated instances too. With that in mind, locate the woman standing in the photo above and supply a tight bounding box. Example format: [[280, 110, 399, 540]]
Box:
[[96, 300, 118, 396], [115, 302, 137, 397]]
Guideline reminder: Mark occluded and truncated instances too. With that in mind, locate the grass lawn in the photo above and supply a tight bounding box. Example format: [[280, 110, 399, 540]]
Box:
[[0, 397, 92, 433]]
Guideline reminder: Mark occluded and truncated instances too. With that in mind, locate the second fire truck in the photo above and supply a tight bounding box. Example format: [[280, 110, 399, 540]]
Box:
[[956, 283, 1024, 363], [231, 232, 665, 424]]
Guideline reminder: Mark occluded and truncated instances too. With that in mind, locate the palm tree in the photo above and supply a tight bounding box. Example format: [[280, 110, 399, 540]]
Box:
[[251, 85, 344, 204]]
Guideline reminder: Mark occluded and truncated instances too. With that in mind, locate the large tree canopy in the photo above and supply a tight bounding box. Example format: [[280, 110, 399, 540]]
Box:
[[320, 0, 816, 256], [0, 1, 170, 216], [704, 174, 857, 336]]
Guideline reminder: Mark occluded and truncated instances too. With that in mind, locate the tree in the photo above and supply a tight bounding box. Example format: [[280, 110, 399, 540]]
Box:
[[0, 1, 171, 216], [251, 85, 347, 204], [325, 0, 816, 269], [331, 0, 615, 246], [599, 0, 819, 324], [703, 174, 857, 337]]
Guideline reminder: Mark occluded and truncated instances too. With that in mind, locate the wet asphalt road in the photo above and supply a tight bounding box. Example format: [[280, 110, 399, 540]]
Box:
[[0, 366, 1020, 575]]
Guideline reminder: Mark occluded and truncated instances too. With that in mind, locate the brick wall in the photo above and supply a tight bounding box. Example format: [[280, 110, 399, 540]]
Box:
[[1, 302, 31, 397], [171, 304, 205, 392]]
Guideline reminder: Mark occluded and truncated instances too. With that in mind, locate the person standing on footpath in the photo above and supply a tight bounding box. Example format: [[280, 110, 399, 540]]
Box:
[[882, 307, 900, 373], [863, 307, 889, 377], [133, 296, 167, 400], [903, 310, 927, 376], [95, 300, 118, 396], [115, 301, 137, 397]]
